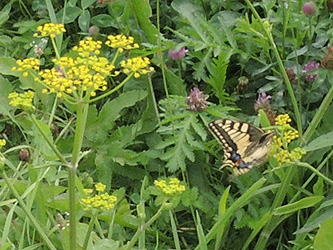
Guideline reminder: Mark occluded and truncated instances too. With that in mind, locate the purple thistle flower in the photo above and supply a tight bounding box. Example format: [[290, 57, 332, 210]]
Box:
[[168, 47, 188, 60], [304, 61, 320, 82], [186, 87, 208, 111], [254, 92, 272, 112], [303, 2, 316, 16]]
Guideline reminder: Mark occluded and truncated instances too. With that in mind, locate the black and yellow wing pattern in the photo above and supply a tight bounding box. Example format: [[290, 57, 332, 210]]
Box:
[[209, 119, 274, 175]]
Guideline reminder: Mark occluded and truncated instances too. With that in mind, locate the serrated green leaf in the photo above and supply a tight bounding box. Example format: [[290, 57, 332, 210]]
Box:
[[182, 143, 195, 162]]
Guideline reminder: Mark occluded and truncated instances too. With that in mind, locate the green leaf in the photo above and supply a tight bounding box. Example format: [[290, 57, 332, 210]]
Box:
[[313, 177, 324, 196], [130, 0, 158, 44], [81, 0, 96, 10], [56, 6, 82, 24], [219, 186, 230, 215], [303, 131, 333, 151], [313, 218, 333, 250], [91, 14, 115, 28], [78, 9, 90, 32], [274, 196, 324, 215]]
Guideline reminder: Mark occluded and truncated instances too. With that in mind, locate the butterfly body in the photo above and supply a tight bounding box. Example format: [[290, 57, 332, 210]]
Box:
[[209, 119, 273, 175]]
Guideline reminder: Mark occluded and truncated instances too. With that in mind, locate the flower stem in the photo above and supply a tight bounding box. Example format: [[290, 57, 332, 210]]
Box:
[[68, 102, 89, 250], [88, 72, 134, 103], [121, 201, 168, 250]]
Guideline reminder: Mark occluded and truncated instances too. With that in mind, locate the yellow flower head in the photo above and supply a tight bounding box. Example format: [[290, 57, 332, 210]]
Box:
[[95, 182, 106, 192], [34, 23, 66, 38], [12, 58, 40, 77], [272, 114, 306, 165], [39, 54, 114, 99], [120, 57, 154, 78], [154, 178, 185, 196], [0, 139, 6, 150], [8, 91, 35, 109], [81, 182, 117, 212], [73, 37, 102, 57], [105, 35, 139, 52]]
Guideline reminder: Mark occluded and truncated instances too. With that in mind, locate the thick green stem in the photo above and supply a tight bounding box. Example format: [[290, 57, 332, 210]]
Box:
[[3, 171, 57, 250], [68, 102, 89, 250]]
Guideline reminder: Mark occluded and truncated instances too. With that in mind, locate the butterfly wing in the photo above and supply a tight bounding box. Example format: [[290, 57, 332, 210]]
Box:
[[209, 119, 273, 175]]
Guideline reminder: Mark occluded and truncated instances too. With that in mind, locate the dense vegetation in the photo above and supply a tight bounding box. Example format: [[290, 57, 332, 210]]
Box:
[[0, 0, 333, 249]]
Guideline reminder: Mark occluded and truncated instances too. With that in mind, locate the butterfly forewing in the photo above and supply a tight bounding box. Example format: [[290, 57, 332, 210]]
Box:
[[209, 119, 273, 175]]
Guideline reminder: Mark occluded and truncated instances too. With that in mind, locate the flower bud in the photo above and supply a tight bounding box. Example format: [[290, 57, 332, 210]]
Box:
[[19, 149, 30, 162], [303, 2, 316, 16], [168, 47, 187, 60]]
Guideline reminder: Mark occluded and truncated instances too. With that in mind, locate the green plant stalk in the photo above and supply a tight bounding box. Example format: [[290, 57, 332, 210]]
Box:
[[2, 171, 57, 250], [156, 0, 169, 98], [122, 201, 169, 250], [302, 75, 333, 144], [244, 0, 302, 136], [294, 162, 333, 185], [254, 166, 296, 250], [82, 211, 98, 250], [30, 114, 68, 165], [68, 102, 89, 250]]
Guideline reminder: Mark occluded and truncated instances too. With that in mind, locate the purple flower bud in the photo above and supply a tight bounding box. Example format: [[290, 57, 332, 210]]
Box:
[[168, 47, 188, 60], [303, 2, 316, 16], [304, 61, 320, 82], [254, 92, 272, 112], [186, 87, 208, 111], [88, 25, 100, 35]]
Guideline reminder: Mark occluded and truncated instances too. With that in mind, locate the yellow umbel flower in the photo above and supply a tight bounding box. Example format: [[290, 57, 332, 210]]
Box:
[[73, 37, 103, 57], [105, 35, 139, 52], [120, 57, 154, 78], [39, 54, 114, 98], [8, 91, 35, 109], [12, 58, 40, 77], [272, 114, 306, 165], [34, 23, 66, 38], [154, 178, 186, 196], [81, 182, 117, 212], [0, 139, 6, 150]]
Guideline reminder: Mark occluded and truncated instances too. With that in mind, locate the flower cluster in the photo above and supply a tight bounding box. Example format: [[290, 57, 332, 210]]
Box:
[[304, 61, 320, 82], [254, 92, 276, 125], [12, 58, 40, 77], [8, 91, 35, 109], [168, 47, 188, 60], [273, 114, 306, 165], [39, 52, 114, 98], [119, 57, 154, 78], [81, 182, 117, 212], [154, 178, 185, 196], [186, 87, 209, 111], [34, 23, 66, 38], [13, 24, 154, 101], [105, 35, 139, 52], [0, 139, 6, 150], [73, 37, 102, 57], [303, 2, 316, 16]]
